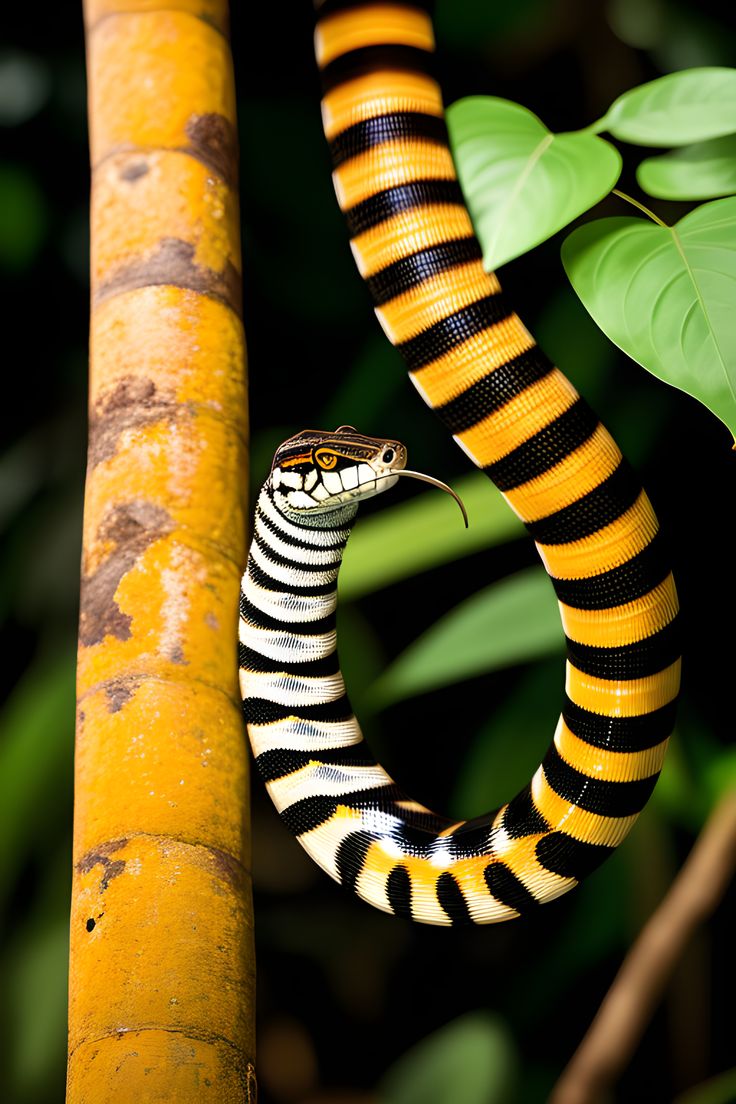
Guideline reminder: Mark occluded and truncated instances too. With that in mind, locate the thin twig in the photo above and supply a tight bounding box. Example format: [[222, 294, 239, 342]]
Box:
[[550, 790, 736, 1104]]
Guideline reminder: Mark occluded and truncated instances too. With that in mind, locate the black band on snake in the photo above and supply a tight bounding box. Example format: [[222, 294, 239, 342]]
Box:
[[238, 3, 680, 925]]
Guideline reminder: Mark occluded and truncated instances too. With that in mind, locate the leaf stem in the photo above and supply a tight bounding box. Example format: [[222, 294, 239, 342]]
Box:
[[576, 114, 609, 135], [612, 188, 669, 228]]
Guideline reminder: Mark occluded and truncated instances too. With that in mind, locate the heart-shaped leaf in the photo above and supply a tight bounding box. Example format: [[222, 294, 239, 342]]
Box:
[[378, 1012, 517, 1104], [603, 67, 736, 147], [370, 567, 562, 707], [561, 197, 736, 440], [447, 96, 621, 268], [637, 135, 736, 200]]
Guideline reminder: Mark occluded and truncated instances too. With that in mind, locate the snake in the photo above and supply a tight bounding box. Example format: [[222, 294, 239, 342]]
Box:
[[238, 1, 681, 925]]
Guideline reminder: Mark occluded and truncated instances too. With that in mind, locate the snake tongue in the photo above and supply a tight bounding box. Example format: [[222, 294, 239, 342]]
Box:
[[393, 469, 469, 528]]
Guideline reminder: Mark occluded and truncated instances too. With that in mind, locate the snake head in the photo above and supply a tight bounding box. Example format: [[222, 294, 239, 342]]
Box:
[[270, 426, 408, 515]]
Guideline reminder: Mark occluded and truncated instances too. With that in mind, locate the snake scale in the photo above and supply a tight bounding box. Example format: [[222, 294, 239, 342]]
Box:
[[238, 0, 681, 925]]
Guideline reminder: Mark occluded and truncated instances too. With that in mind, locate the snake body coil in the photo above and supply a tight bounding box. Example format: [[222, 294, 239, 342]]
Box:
[[239, 1, 681, 925]]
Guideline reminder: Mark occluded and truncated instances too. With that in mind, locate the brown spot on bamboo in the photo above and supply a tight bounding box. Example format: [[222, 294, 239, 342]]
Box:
[[185, 112, 238, 187], [99, 375, 157, 413], [77, 845, 125, 894], [104, 679, 136, 713], [79, 500, 174, 646], [100, 859, 126, 890], [88, 375, 175, 467], [208, 845, 247, 894], [95, 237, 242, 316], [80, 558, 134, 645], [77, 838, 128, 876], [168, 644, 187, 665], [119, 160, 149, 181], [100, 499, 173, 546]]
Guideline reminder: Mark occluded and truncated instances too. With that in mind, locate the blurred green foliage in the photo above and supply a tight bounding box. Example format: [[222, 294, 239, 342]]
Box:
[[0, 653, 75, 906], [1, 2, 735, 1103], [451, 662, 559, 818], [340, 471, 522, 602], [378, 1013, 517, 1104], [638, 135, 736, 199], [434, 0, 548, 49], [370, 568, 562, 708], [0, 164, 47, 270], [673, 1067, 736, 1104]]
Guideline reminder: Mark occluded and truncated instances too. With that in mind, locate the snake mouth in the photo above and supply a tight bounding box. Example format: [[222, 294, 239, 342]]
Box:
[[269, 428, 467, 525]]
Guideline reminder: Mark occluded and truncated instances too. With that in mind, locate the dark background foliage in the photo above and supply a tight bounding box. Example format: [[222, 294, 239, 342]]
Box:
[[0, 1, 734, 1101]]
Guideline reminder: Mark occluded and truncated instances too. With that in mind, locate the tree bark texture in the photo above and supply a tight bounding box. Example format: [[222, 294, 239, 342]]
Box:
[[68, 1, 254, 1099]]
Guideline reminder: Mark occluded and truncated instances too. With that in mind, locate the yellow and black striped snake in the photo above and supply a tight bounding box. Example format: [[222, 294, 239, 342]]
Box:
[[239, 0, 681, 925]]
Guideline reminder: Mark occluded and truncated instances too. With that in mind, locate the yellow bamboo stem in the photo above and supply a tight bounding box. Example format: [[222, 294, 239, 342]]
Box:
[[68, 2, 254, 1099]]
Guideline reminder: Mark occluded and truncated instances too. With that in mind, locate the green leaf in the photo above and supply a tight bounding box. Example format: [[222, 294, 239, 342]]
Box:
[[0, 651, 75, 903], [435, 0, 546, 47], [651, 732, 703, 830], [340, 472, 523, 601], [447, 96, 621, 268], [510, 844, 629, 1026], [0, 164, 47, 270], [239, 99, 366, 324], [319, 335, 404, 430], [371, 568, 562, 707], [534, 287, 617, 404], [674, 1068, 736, 1104], [4, 917, 69, 1100], [450, 661, 560, 818], [637, 135, 736, 200], [335, 604, 386, 744], [603, 68, 736, 147], [648, 10, 733, 72], [561, 197, 736, 440], [607, 0, 666, 50], [704, 747, 736, 809], [0, 430, 45, 531], [378, 1012, 517, 1104]]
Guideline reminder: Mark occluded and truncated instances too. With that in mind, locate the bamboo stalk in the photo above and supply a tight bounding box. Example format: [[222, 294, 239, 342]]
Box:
[[67, 2, 254, 1099]]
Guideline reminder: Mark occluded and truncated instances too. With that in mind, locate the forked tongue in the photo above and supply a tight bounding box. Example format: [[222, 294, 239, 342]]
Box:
[[394, 469, 469, 528]]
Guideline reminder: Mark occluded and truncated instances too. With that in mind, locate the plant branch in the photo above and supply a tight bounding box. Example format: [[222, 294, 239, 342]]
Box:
[[550, 790, 736, 1104]]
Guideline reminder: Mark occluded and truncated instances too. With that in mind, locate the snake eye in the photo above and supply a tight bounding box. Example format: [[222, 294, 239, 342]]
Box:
[[382, 448, 395, 464], [316, 450, 337, 470]]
